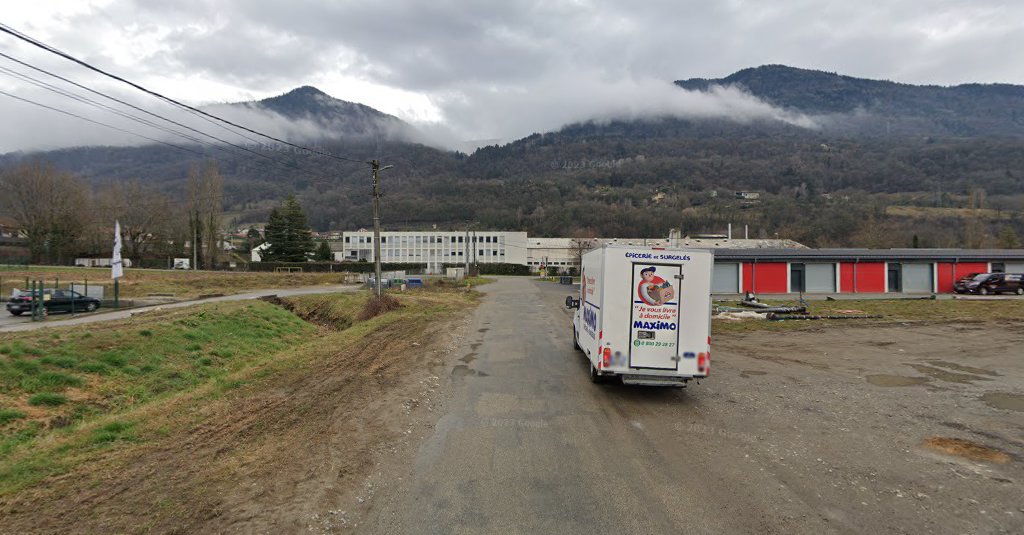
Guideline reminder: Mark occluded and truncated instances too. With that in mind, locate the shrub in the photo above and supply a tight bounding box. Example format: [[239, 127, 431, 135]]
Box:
[[359, 294, 402, 321]]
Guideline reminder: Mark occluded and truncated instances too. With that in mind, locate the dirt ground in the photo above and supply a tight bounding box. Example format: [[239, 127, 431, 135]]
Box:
[[0, 296, 475, 534], [2, 279, 1022, 534]]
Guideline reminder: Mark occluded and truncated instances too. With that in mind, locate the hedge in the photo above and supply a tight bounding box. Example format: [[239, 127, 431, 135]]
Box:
[[249, 261, 428, 273], [249, 261, 532, 275]]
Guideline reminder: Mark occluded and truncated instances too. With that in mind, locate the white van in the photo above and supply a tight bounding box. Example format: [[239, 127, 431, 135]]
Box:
[[567, 245, 714, 386]]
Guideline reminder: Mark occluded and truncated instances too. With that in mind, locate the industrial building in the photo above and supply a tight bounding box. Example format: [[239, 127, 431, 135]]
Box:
[[332, 230, 528, 268], [711, 249, 1024, 295], [251, 229, 1024, 295]]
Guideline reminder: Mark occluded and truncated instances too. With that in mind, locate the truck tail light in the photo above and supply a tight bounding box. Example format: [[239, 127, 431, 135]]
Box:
[[697, 352, 707, 374], [603, 347, 611, 367]]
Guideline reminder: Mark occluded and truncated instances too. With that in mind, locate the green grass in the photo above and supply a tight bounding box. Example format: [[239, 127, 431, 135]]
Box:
[[0, 300, 315, 446], [0, 409, 26, 425], [713, 298, 1024, 333], [0, 287, 480, 496], [27, 393, 67, 406]]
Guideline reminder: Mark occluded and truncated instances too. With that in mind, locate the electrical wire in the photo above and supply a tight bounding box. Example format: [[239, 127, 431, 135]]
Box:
[[0, 55, 361, 192], [0, 54, 350, 182], [0, 88, 207, 156], [0, 22, 372, 166]]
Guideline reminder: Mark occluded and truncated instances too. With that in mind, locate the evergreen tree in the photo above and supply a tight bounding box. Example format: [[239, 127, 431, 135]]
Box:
[[262, 196, 315, 261], [315, 241, 333, 261], [997, 226, 1021, 249]]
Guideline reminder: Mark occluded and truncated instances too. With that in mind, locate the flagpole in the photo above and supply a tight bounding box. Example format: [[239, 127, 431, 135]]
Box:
[[112, 220, 123, 308]]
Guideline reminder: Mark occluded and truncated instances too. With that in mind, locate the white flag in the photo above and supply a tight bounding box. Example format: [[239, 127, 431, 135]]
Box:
[[112, 220, 123, 280]]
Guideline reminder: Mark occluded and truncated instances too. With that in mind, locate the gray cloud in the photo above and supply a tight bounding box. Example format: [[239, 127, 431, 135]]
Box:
[[1, 0, 1023, 151]]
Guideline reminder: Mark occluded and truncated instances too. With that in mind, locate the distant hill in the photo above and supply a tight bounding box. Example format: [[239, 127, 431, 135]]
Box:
[[226, 85, 416, 141], [676, 65, 1024, 138]]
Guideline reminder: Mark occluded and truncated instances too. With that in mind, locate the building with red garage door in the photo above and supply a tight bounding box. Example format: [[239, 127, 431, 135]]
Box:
[[710, 249, 1024, 295]]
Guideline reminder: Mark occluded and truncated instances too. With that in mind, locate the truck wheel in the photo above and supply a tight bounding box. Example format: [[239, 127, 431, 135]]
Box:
[[1017, 287, 1023, 295], [10, 311, 22, 316], [573, 328, 581, 351], [590, 364, 604, 384], [979, 287, 989, 295]]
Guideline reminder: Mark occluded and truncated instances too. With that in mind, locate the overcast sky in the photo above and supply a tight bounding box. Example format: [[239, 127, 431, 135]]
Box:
[[2, 0, 1023, 152]]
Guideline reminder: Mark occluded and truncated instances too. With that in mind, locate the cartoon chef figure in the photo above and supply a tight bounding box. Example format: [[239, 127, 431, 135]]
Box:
[[638, 266, 675, 305]]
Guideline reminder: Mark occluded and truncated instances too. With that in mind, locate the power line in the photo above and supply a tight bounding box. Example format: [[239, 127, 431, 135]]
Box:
[[0, 53, 342, 179], [0, 53, 354, 187], [0, 88, 207, 156], [0, 22, 370, 166]]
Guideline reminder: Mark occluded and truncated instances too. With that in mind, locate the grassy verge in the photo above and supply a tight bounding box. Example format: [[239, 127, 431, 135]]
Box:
[[713, 298, 1024, 334], [0, 267, 355, 300], [0, 285, 478, 496]]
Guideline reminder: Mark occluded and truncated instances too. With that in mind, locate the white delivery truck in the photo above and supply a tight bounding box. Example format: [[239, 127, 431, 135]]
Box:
[[567, 245, 714, 386]]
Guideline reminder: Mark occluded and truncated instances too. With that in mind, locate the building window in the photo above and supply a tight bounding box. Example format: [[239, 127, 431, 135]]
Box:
[[992, 262, 1005, 273], [381, 237, 387, 243], [458, 236, 464, 243], [344, 237, 350, 243]]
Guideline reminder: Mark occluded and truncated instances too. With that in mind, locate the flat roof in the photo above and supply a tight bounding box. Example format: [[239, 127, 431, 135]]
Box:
[[712, 248, 1024, 262]]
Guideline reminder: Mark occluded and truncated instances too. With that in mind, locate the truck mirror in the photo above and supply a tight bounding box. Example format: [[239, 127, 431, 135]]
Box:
[[565, 296, 580, 309]]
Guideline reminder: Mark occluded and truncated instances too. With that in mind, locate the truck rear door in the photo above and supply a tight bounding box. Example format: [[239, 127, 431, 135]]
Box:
[[628, 263, 682, 370]]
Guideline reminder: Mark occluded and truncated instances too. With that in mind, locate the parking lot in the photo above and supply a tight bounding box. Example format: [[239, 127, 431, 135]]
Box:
[[364, 278, 1024, 534]]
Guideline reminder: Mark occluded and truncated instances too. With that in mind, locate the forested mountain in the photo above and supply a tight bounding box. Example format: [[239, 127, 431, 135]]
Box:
[[3, 66, 1024, 251], [676, 65, 1024, 138]]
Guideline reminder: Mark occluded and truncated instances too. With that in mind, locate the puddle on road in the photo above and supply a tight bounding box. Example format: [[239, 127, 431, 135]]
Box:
[[906, 364, 990, 384], [981, 392, 1024, 412], [740, 370, 767, 378], [866, 374, 930, 387], [451, 365, 488, 378], [926, 360, 1000, 377], [460, 353, 478, 363], [923, 437, 1010, 464]]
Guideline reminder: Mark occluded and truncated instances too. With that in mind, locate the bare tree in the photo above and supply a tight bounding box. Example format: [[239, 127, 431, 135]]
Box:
[[569, 228, 599, 271], [0, 161, 87, 264], [187, 161, 224, 269], [97, 180, 170, 263]]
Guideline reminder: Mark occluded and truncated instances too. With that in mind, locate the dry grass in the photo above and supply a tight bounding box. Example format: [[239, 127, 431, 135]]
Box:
[[713, 297, 1024, 333], [0, 266, 354, 299], [885, 205, 1013, 220], [0, 285, 480, 502], [359, 294, 403, 321], [923, 437, 1011, 463]]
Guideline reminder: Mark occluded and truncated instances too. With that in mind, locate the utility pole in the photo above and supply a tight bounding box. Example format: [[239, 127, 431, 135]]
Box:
[[192, 212, 198, 270], [370, 160, 393, 297], [464, 227, 470, 275]]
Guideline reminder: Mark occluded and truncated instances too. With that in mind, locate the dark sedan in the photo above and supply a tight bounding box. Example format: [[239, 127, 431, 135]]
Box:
[[6, 289, 101, 316], [954, 273, 1024, 295]]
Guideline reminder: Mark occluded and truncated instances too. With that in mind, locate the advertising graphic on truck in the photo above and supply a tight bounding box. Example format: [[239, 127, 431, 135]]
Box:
[[569, 245, 713, 386]]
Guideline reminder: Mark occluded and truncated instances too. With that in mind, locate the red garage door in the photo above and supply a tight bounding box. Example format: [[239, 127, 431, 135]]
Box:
[[838, 262, 886, 293], [741, 262, 788, 294], [937, 262, 989, 293]]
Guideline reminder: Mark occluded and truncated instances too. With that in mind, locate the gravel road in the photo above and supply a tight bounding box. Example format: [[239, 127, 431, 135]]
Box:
[[362, 277, 1024, 534]]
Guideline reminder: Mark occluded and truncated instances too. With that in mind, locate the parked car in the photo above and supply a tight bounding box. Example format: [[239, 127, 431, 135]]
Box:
[[6, 289, 101, 316], [954, 273, 1024, 295]]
